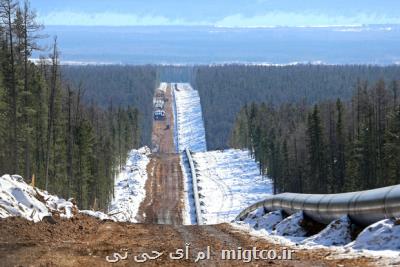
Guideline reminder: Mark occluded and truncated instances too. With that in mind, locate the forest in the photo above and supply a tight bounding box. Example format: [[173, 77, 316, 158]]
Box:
[[193, 64, 400, 149], [62, 64, 400, 155], [0, 0, 141, 209], [230, 79, 400, 193], [61, 65, 157, 145]]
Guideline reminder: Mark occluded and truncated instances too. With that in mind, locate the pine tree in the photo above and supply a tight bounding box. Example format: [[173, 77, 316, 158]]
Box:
[[75, 119, 95, 209], [306, 105, 327, 193], [384, 106, 400, 185], [0, 0, 19, 173], [281, 139, 290, 192], [44, 36, 59, 190], [335, 99, 346, 192], [19, 1, 43, 180], [0, 68, 8, 169]]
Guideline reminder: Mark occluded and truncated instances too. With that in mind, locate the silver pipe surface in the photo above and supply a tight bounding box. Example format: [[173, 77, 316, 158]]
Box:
[[236, 184, 400, 226]]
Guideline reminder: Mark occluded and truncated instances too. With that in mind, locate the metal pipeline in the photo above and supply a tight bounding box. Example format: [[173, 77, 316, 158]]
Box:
[[236, 184, 400, 226], [185, 148, 203, 225]]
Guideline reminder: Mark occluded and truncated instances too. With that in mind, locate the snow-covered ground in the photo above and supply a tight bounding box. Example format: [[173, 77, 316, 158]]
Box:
[[108, 147, 150, 223], [0, 174, 78, 222], [235, 208, 400, 261], [303, 216, 353, 246], [191, 149, 273, 224], [173, 83, 207, 152], [172, 83, 273, 225], [159, 82, 168, 92], [348, 219, 400, 252], [0, 147, 150, 223]]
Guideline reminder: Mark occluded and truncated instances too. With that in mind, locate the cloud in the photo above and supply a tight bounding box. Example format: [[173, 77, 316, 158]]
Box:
[[39, 11, 209, 26], [215, 12, 400, 27], [38, 10, 400, 27]]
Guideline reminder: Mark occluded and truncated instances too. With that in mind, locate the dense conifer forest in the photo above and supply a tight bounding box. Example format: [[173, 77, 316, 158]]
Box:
[[61, 65, 157, 145], [230, 79, 400, 193], [193, 65, 400, 149], [0, 0, 141, 209], [62, 64, 400, 157]]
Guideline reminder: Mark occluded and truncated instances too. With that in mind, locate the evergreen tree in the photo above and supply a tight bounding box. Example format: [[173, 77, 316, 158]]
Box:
[[335, 99, 346, 191], [230, 79, 400, 194], [384, 106, 400, 185], [306, 106, 328, 193]]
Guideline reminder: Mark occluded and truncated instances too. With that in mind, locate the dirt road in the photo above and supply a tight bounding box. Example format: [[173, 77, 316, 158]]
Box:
[[136, 154, 183, 224], [137, 84, 184, 225], [151, 85, 175, 154], [0, 215, 377, 266]]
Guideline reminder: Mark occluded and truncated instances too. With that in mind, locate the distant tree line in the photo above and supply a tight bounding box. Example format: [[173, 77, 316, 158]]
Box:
[[193, 64, 400, 150], [230, 79, 400, 193], [157, 65, 196, 83], [0, 0, 140, 209]]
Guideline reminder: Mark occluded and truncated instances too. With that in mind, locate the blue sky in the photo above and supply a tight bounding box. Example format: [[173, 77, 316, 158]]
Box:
[[30, 0, 400, 27]]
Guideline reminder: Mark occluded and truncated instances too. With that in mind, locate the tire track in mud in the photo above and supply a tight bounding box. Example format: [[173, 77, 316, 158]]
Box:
[[136, 154, 184, 225]]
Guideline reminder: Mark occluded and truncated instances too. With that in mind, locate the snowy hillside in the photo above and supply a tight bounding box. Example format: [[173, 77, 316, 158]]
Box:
[[173, 83, 207, 152], [108, 147, 150, 223], [0, 174, 78, 222], [191, 149, 273, 224], [0, 147, 150, 223]]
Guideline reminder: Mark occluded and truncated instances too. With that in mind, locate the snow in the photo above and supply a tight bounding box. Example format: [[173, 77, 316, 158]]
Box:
[[79, 210, 115, 221], [0, 147, 151, 223], [234, 208, 400, 260], [254, 210, 284, 232], [0, 174, 77, 222], [108, 147, 150, 223], [173, 83, 207, 152], [191, 149, 273, 224], [348, 218, 400, 251], [302, 216, 353, 246], [273, 211, 308, 238], [43, 193, 76, 220], [158, 82, 168, 92], [242, 207, 267, 227], [173, 82, 273, 225]]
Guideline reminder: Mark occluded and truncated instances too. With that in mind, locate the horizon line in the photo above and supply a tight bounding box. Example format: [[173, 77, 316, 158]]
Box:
[[43, 23, 400, 28]]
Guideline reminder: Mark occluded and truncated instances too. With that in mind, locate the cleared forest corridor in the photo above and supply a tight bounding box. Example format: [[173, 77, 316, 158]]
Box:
[[0, 83, 382, 266], [136, 84, 184, 225]]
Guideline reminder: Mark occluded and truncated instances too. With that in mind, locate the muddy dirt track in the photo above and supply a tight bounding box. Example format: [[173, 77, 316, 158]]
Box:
[[151, 85, 175, 154], [136, 84, 185, 225], [136, 153, 184, 224], [0, 215, 378, 266]]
